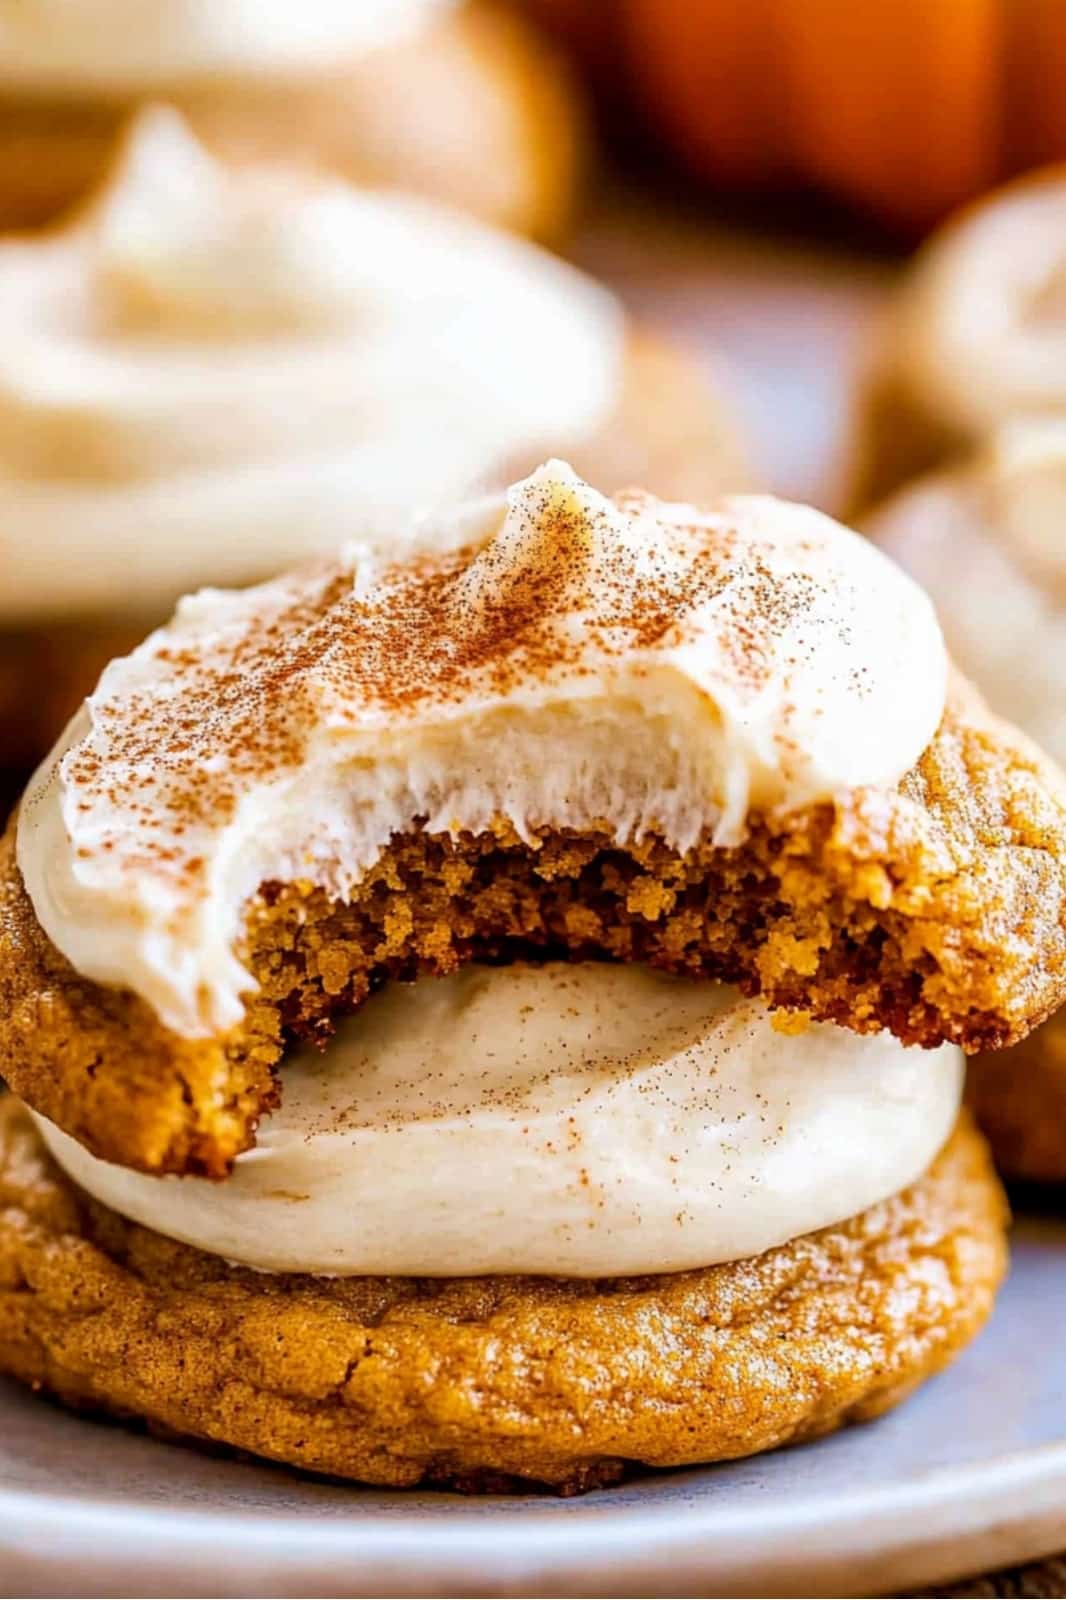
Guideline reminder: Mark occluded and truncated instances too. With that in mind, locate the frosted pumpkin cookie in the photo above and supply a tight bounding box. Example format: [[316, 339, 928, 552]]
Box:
[[4, 461, 1066, 1180], [0, 110, 748, 775], [0, 0, 581, 240], [0, 460, 1023, 1489], [868, 422, 1066, 1181], [850, 166, 1066, 510]]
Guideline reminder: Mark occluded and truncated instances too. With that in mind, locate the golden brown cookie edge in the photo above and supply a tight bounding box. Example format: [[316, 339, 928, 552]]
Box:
[[0, 1101, 1008, 1492]]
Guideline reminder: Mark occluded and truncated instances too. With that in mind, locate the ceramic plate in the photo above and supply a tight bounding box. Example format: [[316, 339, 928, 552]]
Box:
[[0, 1214, 1064, 1598]]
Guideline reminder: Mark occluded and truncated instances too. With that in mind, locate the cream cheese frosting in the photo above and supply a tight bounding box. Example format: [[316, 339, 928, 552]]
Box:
[[31, 962, 964, 1277], [868, 421, 1066, 764], [893, 172, 1066, 439], [0, 109, 623, 623], [0, 1, 454, 95], [18, 461, 949, 1040]]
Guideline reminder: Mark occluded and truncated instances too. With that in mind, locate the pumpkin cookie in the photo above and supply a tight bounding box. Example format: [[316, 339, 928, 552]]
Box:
[[0, 2, 581, 241], [0, 1098, 1007, 1490], [868, 422, 1066, 1182], [850, 165, 1066, 510], [4, 463, 1066, 1179]]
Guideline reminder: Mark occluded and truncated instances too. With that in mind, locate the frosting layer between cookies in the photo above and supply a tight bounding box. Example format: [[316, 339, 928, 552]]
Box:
[[0, 0, 452, 93], [0, 111, 623, 622], [32, 963, 963, 1276], [19, 462, 948, 1040]]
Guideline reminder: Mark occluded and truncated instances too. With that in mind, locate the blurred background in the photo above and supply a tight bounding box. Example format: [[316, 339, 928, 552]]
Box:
[[4, 14, 1066, 1594], [523, 0, 1066, 503]]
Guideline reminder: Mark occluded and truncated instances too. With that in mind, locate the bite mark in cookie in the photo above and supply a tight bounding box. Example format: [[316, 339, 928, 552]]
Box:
[[5, 465, 1066, 1177]]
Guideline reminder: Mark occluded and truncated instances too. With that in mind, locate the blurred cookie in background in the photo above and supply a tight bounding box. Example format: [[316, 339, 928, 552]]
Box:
[[0, 109, 750, 784], [851, 167, 1066, 509], [964, 1028, 1066, 1188], [866, 421, 1066, 1182], [0, 0, 582, 240]]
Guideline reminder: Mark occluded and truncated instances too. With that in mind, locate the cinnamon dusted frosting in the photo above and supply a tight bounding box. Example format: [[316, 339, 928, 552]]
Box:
[[32, 963, 964, 1277], [892, 172, 1066, 440], [18, 461, 949, 1040], [0, 1, 454, 94], [0, 109, 623, 623]]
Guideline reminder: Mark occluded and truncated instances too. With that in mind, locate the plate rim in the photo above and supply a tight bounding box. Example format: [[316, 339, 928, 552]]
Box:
[[4, 1435, 1066, 1596]]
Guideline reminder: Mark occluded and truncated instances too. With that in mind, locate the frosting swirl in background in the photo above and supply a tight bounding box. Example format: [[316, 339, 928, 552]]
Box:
[[0, 0, 455, 93], [0, 110, 624, 622]]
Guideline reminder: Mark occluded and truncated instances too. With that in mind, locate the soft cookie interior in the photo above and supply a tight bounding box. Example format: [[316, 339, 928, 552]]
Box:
[[4, 669, 1066, 1178]]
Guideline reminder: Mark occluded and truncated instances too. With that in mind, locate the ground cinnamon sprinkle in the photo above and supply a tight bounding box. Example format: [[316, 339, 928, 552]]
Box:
[[59, 473, 840, 896], [2, 505, 1062, 1171], [9, 471, 1063, 1177]]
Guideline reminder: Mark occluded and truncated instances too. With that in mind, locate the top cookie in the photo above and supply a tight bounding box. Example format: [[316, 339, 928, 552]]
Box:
[[4, 464, 1066, 1177]]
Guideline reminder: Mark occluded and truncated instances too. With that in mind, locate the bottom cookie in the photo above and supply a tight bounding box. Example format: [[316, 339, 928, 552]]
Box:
[[0, 1101, 1007, 1492], [968, 1013, 1066, 1184]]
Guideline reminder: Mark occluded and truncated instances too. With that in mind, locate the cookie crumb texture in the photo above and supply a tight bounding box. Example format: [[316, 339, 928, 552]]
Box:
[[0, 1102, 1006, 1491], [4, 674, 1066, 1179]]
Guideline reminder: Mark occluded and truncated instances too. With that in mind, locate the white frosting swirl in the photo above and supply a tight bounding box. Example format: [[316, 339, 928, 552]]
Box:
[[18, 462, 949, 1040], [31, 963, 963, 1277], [0, 1, 453, 94], [0, 110, 624, 623], [894, 171, 1066, 439]]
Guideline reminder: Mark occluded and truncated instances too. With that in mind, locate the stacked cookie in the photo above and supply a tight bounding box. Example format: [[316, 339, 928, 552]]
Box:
[[2, 462, 1062, 1489], [0, 108, 746, 780], [858, 169, 1066, 1181]]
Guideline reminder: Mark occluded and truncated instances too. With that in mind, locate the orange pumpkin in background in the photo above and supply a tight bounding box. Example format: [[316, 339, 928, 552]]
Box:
[[521, 0, 1066, 235]]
